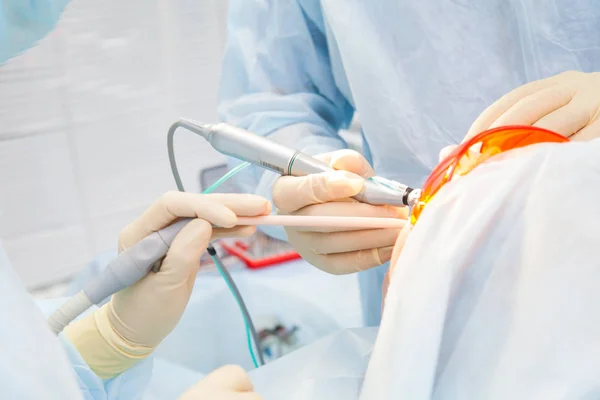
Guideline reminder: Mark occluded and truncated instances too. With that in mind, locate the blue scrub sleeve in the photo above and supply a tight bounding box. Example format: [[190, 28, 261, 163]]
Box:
[[37, 299, 154, 400], [218, 0, 355, 240], [0, 0, 70, 63]]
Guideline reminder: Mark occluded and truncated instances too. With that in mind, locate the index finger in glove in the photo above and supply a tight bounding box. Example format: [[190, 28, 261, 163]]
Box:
[[466, 77, 557, 141], [439, 86, 569, 162], [533, 96, 597, 137], [488, 85, 573, 129], [161, 218, 213, 280], [316, 149, 376, 178], [120, 193, 271, 249], [272, 171, 364, 212]]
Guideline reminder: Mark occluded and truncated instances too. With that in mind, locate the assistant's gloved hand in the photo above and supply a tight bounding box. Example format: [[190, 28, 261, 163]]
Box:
[[178, 365, 262, 400], [439, 71, 600, 160], [272, 149, 407, 274], [65, 192, 271, 379]]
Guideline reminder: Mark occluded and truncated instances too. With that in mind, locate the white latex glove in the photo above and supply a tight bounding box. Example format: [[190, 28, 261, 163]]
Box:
[[65, 192, 271, 378], [439, 70, 600, 160], [179, 365, 262, 400], [111, 192, 270, 347], [272, 149, 408, 275]]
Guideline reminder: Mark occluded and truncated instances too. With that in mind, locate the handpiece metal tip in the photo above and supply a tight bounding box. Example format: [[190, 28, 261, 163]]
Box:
[[406, 189, 421, 207]]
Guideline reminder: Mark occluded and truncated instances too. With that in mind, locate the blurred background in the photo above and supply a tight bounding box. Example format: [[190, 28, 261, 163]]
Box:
[[0, 0, 365, 382], [0, 0, 230, 289], [0, 0, 361, 292]]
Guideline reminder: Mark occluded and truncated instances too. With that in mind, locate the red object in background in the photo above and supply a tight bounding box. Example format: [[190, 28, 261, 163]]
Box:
[[221, 240, 302, 269]]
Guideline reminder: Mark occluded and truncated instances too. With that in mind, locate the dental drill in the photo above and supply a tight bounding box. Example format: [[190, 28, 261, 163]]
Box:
[[173, 118, 421, 207], [48, 118, 418, 335], [47, 215, 407, 334]]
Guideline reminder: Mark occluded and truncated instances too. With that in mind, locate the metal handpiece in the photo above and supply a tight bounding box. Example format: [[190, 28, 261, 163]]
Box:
[[180, 119, 417, 207]]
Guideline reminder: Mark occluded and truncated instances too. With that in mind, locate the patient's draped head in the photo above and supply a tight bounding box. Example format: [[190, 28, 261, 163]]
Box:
[[362, 139, 600, 399]]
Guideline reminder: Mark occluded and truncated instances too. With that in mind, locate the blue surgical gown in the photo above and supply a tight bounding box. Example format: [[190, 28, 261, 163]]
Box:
[[218, 0, 600, 326], [0, 0, 69, 63], [0, 2, 153, 397], [0, 243, 153, 399]]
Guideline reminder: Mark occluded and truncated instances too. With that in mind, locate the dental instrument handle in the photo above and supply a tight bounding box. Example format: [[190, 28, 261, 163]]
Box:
[[82, 219, 190, 303], [48, 219, 190, 334], [179, 119, 417, 207]]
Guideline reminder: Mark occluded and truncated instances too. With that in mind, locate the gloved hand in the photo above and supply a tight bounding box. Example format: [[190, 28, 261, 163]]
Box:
[[272, 149, 407, 275], [65, 192, 271, 379], [439, 70, 600, 160], [178, 365, 262, 400]]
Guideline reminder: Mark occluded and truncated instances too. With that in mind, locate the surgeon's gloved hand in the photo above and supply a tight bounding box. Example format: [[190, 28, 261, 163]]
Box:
[[272, 149, 407, 274], [439, 70, 600, 159], [179, 365, 262, 400], [65, 193, 271, 379]]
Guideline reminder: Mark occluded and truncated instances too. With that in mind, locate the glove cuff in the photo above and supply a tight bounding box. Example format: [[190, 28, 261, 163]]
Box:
[[64, 302, 154, 380]]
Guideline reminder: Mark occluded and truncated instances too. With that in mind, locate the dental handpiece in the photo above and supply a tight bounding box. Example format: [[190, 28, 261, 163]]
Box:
[[178, 118, 420, 207], [47, 214, 408, 334], [48, 120, 421, 334]]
